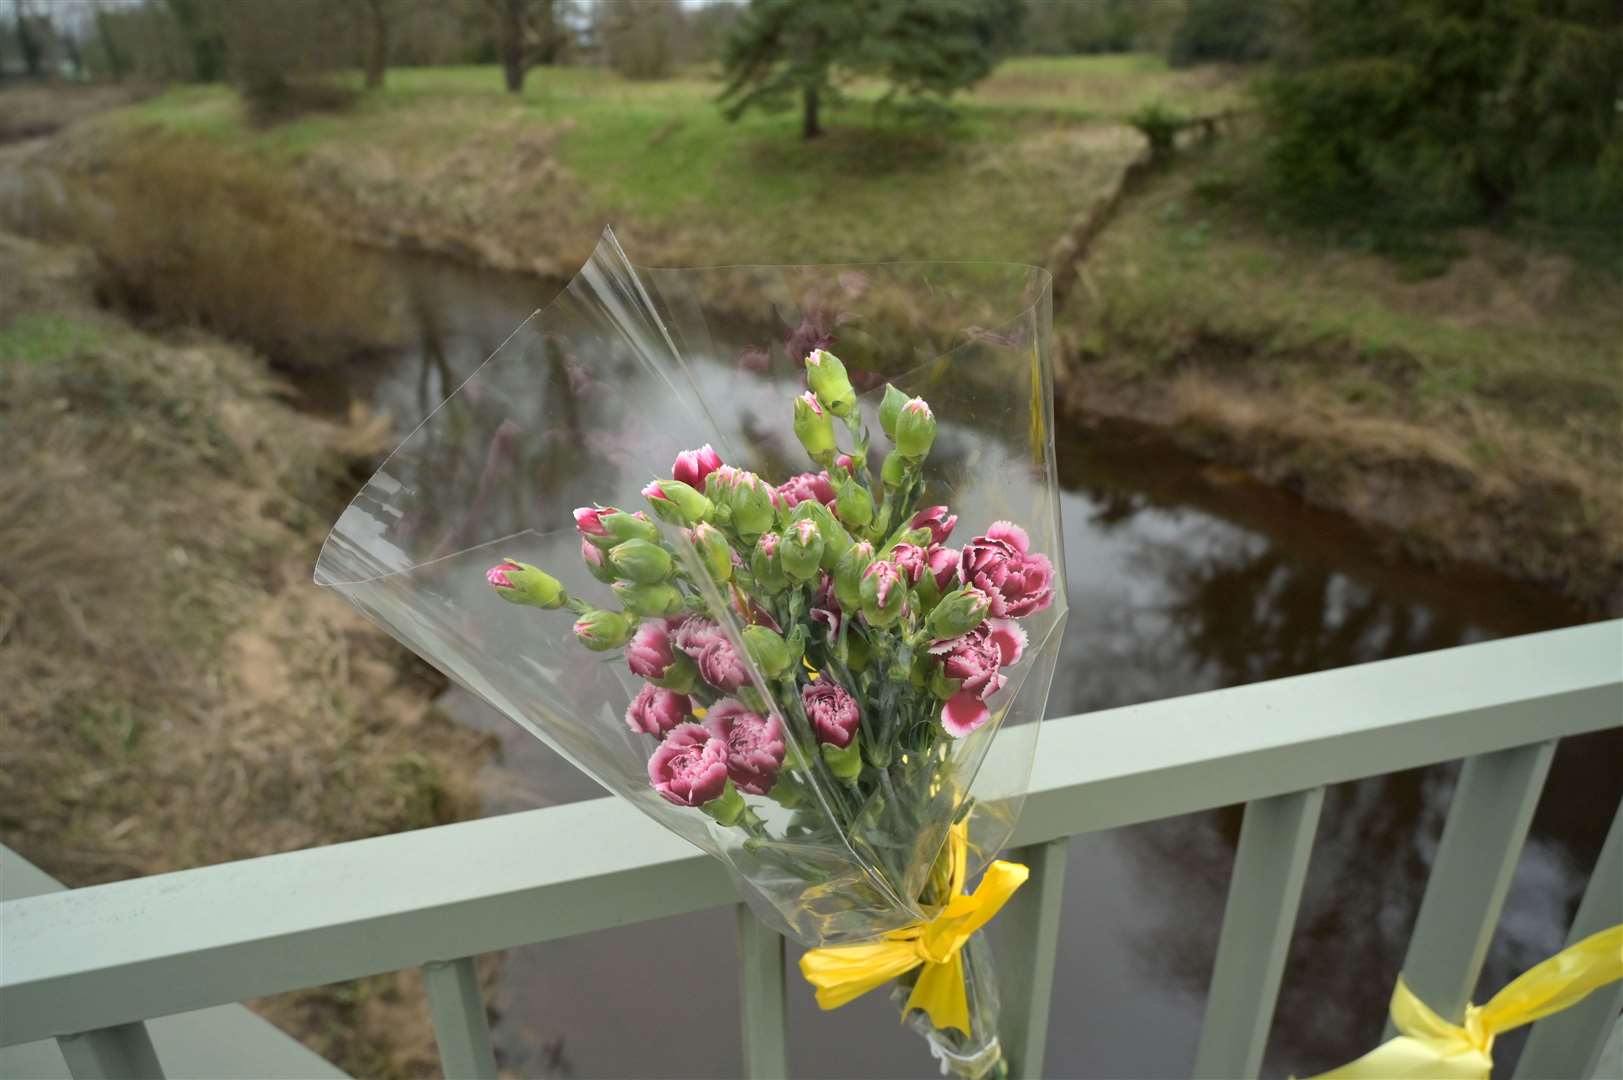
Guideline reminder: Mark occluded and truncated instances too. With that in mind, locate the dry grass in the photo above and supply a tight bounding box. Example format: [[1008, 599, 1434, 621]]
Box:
[[0, 230, 493, 1076], [63, 137, 398, 371]]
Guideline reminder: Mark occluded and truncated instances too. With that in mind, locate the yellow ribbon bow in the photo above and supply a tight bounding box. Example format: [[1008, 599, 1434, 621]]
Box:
[[798, 823, 1029, 1036], [1312, 923, 1623, 1079]]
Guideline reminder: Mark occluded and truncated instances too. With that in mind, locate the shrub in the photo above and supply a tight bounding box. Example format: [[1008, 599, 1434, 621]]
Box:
[[1129, 102, 1188, 159], [1168, 0, 1273, 67], [77, 140, 394, 370], [1257, 0, 1623, 240]]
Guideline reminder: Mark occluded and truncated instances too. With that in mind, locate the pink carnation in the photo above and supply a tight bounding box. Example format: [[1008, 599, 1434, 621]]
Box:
[[648, 724, 730, 806], [672, 444, 724, 489], [960, 522, 1055, 618], [926, 545, 961, 591], [625, 684, 691, 737], [703, 699, 785, 795], [929, 619, 1027, 737], [910, 506, 958, 544], [802, 680, 861, 749], [573, 506, 610, 538], [891, 543, 928, 585], [626, 620, 679, 681], [675, 616, 726, 659], [777, 471, 837, 509], [697, 638, 749, 692]]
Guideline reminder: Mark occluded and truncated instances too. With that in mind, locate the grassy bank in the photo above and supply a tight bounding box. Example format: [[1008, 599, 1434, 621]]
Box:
[[17, 54, 1623, 613], [64, 58, 1207, 270], [1062, 135, 1623, 608], [0, 230, 491, 1076]]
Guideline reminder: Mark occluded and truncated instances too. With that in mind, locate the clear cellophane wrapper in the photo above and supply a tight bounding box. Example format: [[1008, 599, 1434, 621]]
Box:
[[316, 231, 1067, 1077]]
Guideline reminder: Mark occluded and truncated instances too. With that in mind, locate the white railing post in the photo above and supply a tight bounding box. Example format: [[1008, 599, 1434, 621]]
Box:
[[1192, 786, 1325, 1079], [998, 837, 1070, 1080], [1514, 794, 1623, 1079], [736, 905, 790, 1079], [57, 1023, 165, 1080], [1391, 741, 1556, 1035], [422, 957, 498, 1079]]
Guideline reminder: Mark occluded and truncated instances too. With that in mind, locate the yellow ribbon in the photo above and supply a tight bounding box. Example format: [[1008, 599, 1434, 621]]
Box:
[[798, 823, 1029, 1036], [1311, 923, 1623, 1079]]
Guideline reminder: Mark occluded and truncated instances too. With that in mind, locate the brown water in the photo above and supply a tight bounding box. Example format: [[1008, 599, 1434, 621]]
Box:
[[319, 253, 1615, 1079]]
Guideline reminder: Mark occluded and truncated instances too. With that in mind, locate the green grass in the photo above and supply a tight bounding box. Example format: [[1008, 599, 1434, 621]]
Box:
[[0, 313, 104, 365], [1082, 139, 1623, 453], [103, 55, 1241, 265]]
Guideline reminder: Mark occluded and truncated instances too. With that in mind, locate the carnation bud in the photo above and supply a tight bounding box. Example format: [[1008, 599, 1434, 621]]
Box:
[[612, 580, 687, 618], [727, 471, 777, 537], [791, 499, 850, 568], [859, 559, 907, 628], [793, 391, 837, 463], [878, 383, 909, 440], [881, 450, 910, 487], [580, 539, 618, 584], [894, 397, 936, 460], [833, 473, 874, 529], [598, 507, 661, 546], [927, 586, 991, 641], [834, 540, 875, 610], [689, 522, 733, 584], [609, 538, 674, 584], [780, 518, 825, 583], [644, 478, 713, 526], [486, 559, 566, 609], [751, 531, 788, 591], [805, 348, 857, 418], [742, 625, 794, 679], [573, 607, 634, 651]]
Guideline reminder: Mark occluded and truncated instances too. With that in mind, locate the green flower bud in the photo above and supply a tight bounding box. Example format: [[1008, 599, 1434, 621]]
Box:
[[793, 390, 837, 463], [926, 585, 991, 641], [611, 580, 687, 618], [881, 450, 910, 487], [894, 397, 937, 460], [573, 607, 633, 651], [689, 522, 733, 584], [609, 538, 673, 585], [805, 348, 857, 419], [834, 540, 875, 610], [821, 735, 863, 784], [742, 625, 794, 679], [878, 383, 909, 439], [791, 499, 850, 569], [859, 560, 908, 628], [580, 539, 618, 584], [645, 479, 713, 526], [598, 508, 661, 545], [728, 471, 777, 537], [487, 559, 566, 609], [751, 531, 788, 592], [833, 473, 874, 529], [780, 518, 825, 583]]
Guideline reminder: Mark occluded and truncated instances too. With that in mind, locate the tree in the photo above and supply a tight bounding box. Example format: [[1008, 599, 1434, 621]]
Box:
[[484, 0, 571, 94], [719, 0, 1021, 139], [353, 0, 391, 89], [1259, 0, 1623, 227], [165, 0, 224, 82], [14, 0, 43, 77]]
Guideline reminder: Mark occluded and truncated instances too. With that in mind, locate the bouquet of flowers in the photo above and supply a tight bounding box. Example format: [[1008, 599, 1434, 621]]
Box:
[[317, 231, 1067, 1077]]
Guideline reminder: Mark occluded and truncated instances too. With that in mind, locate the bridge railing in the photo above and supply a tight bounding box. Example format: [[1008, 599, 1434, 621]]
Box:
[[3, 620, 1619, 1079]]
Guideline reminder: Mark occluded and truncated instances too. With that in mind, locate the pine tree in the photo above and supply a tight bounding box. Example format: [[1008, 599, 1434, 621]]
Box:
[[719, 0, 1022, 139]]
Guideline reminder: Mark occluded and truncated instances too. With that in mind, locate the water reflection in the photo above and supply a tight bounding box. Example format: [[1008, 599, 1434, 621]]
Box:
[[324, 255, 1610, 1078]]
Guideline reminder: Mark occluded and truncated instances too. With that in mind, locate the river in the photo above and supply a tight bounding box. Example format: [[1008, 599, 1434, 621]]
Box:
[[316, 251, 1614, 1079]]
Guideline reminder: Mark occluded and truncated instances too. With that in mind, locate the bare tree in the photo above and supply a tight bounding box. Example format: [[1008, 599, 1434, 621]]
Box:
[[355, 0, 390, 89]]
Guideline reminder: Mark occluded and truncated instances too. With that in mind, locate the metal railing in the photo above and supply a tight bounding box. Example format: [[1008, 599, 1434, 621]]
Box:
[[3, 620, 1620, 1080]]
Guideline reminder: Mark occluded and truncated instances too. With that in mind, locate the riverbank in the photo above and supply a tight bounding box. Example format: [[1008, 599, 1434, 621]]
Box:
[[0, 229, 491, 1077], [9, 57, 1620, 611]]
